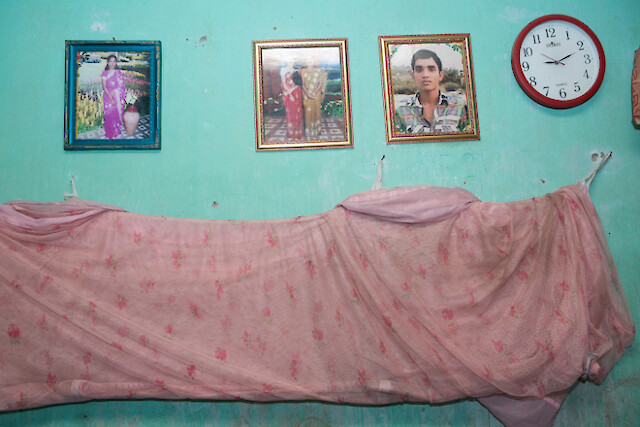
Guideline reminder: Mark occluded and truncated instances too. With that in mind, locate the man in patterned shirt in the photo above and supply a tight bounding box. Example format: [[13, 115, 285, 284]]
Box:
[[394, 49, 469, 134]]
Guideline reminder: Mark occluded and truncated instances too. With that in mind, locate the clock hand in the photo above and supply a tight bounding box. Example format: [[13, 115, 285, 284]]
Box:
[[556, 52, 577, 64], [541, 53, 563, 65]]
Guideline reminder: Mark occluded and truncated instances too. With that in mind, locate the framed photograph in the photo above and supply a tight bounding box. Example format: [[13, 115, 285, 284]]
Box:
[[379, 34, 480, 143], [64, 40, 161, 150], [253, 38, 353, 150]]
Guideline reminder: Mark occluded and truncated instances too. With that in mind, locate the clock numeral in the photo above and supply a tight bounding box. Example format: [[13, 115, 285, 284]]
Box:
[[543, 86, 549, 96], [559, 88, 567, 99], [577, 41, 585, 50], [523, 47, 533, 57], [545, 28, 556, 38], [584, 69, 590, 79], [532, 34, 541, 44], [529, 76, 537, 86], [584, 54, 592, 64], [566, 30, 571, 40], [521, 61, 530, 71], [574, 82, 581, 92]]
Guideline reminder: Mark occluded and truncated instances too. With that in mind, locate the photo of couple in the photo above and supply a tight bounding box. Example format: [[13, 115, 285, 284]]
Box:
[[254, 40, 353, 150]]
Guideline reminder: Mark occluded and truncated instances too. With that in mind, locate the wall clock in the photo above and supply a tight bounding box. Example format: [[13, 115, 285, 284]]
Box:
[[511, 14, 605, 109]]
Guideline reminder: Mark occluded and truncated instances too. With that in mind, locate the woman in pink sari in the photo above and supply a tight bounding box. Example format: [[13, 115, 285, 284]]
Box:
[[279, 61, 303, 139], [101, 55, 126, 139]]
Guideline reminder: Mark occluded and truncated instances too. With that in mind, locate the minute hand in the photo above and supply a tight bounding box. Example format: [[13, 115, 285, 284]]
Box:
[[557, 52, 576, 63]]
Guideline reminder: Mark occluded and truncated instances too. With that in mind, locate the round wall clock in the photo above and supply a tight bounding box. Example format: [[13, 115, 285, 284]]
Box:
[[511, 14, 605, 109]]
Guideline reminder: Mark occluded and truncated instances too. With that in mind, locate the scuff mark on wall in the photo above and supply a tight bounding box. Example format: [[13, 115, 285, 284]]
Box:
[[186, 36, 209, 48], [592, 151, 606, 161]]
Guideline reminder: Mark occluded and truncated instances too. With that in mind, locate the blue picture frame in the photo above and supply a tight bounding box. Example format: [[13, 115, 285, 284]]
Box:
[[64, 40, 161, 150]]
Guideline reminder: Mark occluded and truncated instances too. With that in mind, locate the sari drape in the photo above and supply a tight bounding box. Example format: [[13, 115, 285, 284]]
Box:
[[101, 69, 125, 139]]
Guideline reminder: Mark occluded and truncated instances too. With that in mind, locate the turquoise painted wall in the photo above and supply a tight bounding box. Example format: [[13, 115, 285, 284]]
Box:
[[1, 0, 638, 425]]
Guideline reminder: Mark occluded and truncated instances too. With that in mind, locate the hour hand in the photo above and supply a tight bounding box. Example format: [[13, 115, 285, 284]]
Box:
[[541, 53, 562, 65]]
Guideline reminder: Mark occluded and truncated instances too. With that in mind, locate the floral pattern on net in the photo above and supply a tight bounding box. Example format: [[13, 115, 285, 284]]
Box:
[[0, 183, 633, 413]]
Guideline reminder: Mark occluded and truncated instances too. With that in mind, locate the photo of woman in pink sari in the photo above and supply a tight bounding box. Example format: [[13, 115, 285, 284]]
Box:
[[101, 55, 126, 139], [279, 61, 303, 138]]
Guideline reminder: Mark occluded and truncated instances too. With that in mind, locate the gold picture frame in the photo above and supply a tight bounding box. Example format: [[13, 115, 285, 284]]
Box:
[[253, 38, 353, 151], [379, 34, 480, 143]]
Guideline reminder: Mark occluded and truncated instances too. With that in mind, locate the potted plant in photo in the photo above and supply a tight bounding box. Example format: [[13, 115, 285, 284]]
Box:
[[123, 91, 140, 135]]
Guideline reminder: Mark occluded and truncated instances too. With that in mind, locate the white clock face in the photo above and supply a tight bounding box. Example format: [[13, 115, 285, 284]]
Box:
[[518, 20, 600, 102]]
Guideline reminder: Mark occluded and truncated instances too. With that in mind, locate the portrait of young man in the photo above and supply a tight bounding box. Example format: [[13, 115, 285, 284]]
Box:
[[394, 47, 469, 134]]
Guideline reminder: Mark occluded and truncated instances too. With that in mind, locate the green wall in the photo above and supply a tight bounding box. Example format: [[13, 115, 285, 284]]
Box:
[[1, 0, 638, 425]]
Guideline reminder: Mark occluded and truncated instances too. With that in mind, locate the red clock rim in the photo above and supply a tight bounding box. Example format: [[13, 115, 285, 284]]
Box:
[[511, 14, 606, 109]]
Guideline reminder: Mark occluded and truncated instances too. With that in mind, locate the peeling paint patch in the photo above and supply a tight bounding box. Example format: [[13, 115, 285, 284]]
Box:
[[499, 6, 527, 23], [90, 11, 110, 32], [91, 21, 107, 32]]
